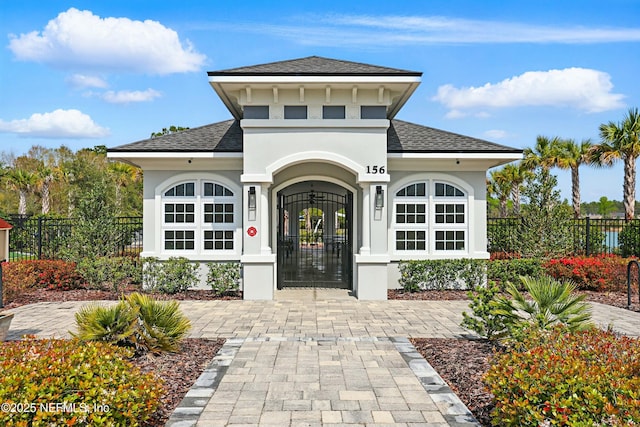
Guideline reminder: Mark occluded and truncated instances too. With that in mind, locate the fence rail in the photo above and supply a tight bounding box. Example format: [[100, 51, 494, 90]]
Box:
[[5, 215, 143, 262], [488, 217, 637, 256]]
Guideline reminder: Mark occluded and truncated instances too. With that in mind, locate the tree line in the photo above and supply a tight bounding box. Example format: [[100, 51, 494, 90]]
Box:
[[488, 108, 640, 220], [0, 144, 142, 218]]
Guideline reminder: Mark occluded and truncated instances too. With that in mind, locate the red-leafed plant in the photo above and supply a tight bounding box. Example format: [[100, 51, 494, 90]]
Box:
[[485, 327, 640, 426], [543, 255, 630, 291]]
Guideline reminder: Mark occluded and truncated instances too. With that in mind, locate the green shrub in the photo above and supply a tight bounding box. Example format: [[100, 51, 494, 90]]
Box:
[[77, 256, 141, 292], [486, 258, 544, 289], [485, 328, 640, 426], [398, 259, 486, 291], [126, 292, 192, 353], [618, 222, 640, 257], [493, 276, 593, 334], [461, 281, 509, 341], [73, 292, 191, 354], [207, 262, 241, 296], [142, 257, 199, 294], [0, 338, 163, 426], [73, 301, 139, 346]]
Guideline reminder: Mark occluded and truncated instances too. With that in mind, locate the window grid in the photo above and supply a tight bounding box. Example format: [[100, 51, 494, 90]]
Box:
[[204, 230, 234, 251], [395, 203, 426, 224], [395, 230, 426, 251], [164, 203, 195, 223], [164, 230, 195, 250], [435, 230, 465, 251], [162, 181, 237, 253], [393, 181, 468, 254]]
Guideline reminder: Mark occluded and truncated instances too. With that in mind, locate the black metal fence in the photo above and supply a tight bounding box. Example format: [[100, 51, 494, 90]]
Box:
[[5, 215, 143, 262], [488, 217, 636, 256]]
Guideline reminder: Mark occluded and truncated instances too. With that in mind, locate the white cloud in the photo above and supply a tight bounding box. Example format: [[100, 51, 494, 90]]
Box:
[[102, 89, 161, 104], [484, 130, 509, 140], [432, 68, 625, 115], [66, 74, 108, 89], [8, 8, 206, 74], [0, 109, 109, 138]]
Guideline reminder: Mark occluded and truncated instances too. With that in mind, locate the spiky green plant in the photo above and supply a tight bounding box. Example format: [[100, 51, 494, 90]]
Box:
[[73, 293, 191, 353], [126, 292, 191, 353], [494, 275, 594, 333], [72, 301, 138, 345]]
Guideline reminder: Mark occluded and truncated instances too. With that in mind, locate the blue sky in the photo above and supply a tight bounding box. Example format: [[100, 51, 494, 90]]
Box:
[[1, 0, 639, 203]]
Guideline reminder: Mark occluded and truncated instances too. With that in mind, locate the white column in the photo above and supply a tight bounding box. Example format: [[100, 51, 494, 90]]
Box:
[[359, 184, 370, 256]]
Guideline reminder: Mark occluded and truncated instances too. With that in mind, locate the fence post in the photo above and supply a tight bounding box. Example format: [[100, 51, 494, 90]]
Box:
[[37, 217, 43, 260], [585, 217, 590, 256]]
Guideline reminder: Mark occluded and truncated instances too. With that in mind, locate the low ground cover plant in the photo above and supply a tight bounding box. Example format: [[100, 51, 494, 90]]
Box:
[[485, 327, 640, 426], [0, 337, 163, 426], [74, 292, 191, 354]]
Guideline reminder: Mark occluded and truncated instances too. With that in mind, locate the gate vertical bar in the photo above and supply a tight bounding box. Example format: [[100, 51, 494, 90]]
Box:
[[37, 217, 43, 260]]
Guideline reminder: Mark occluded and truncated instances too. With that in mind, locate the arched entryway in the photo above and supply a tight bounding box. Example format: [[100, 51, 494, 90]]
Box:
[[277, 181, 353, 289]]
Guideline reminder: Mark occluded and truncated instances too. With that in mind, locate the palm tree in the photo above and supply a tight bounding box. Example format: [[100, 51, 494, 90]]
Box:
[[37, 165, 56, 215], [555, 138, 593, 218], [108, 162, 141, 214], [591, 108, 640, 220], [501, 163, 531, 215], [5, 168, 37, 215], [522, 135, 562, 172], [488, 168, 512, 217]]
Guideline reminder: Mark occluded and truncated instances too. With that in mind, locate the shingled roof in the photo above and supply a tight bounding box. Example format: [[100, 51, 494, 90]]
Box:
[[207, 56, 422, 77], [388, 120, 521, 153], [108, 119, 521, 154]]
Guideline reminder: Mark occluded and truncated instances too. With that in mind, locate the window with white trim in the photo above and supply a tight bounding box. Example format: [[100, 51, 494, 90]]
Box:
[[394, 183, 428, 251], [393, 181, 468, 253], [162, 181, 237, 253], [433, 183, 467, 252]]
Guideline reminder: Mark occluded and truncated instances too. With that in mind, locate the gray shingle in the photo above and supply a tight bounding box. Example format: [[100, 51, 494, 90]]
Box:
[[207, 56, 421, 76], [388, 120, 522, 153], [108, 120, 242, 152], [108, 119, 521, 155]]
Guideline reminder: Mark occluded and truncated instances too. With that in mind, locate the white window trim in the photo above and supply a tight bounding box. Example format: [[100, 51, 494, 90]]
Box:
[[389, 175, 472, 260], [155, 174, 242, 260]]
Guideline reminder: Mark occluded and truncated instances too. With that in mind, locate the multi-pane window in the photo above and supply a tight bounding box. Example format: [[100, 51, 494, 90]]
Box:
[[393, 181, 468, 254], [162, 181, 237, 253], [394, 183, 428, 252], [396, 230, 426, 251], [164, 230, 195, 250]]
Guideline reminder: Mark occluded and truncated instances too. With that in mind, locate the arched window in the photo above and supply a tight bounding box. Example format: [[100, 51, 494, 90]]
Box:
[[393, 180, 468, 254], [162, 180, 238, 254]]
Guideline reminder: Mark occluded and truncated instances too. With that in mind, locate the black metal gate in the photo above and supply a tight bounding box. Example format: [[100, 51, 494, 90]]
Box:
[[277, 188, 352, 289]]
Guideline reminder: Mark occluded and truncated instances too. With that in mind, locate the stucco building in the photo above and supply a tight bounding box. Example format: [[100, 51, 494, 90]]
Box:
[[108, 56, 522, 300]]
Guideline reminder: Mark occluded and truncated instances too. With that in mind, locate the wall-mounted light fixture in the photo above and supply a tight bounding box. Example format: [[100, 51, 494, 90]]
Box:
[[375, 185, 384, 209], [248, 186, 256, 220]]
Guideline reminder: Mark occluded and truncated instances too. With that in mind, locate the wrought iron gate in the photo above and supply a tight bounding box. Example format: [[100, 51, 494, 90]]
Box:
[[277, 188, 352, 289]]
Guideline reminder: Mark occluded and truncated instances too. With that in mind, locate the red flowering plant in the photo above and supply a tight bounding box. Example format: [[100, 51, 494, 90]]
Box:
[[543, 255, 630, 292]]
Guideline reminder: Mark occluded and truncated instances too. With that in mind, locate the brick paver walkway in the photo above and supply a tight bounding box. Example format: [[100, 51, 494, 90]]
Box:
[[4, 290, 640, 426]]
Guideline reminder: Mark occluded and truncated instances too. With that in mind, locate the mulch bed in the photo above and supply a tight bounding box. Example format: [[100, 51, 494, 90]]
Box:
[[412, 338, 495, 427], [136, 338, 225, 427]]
